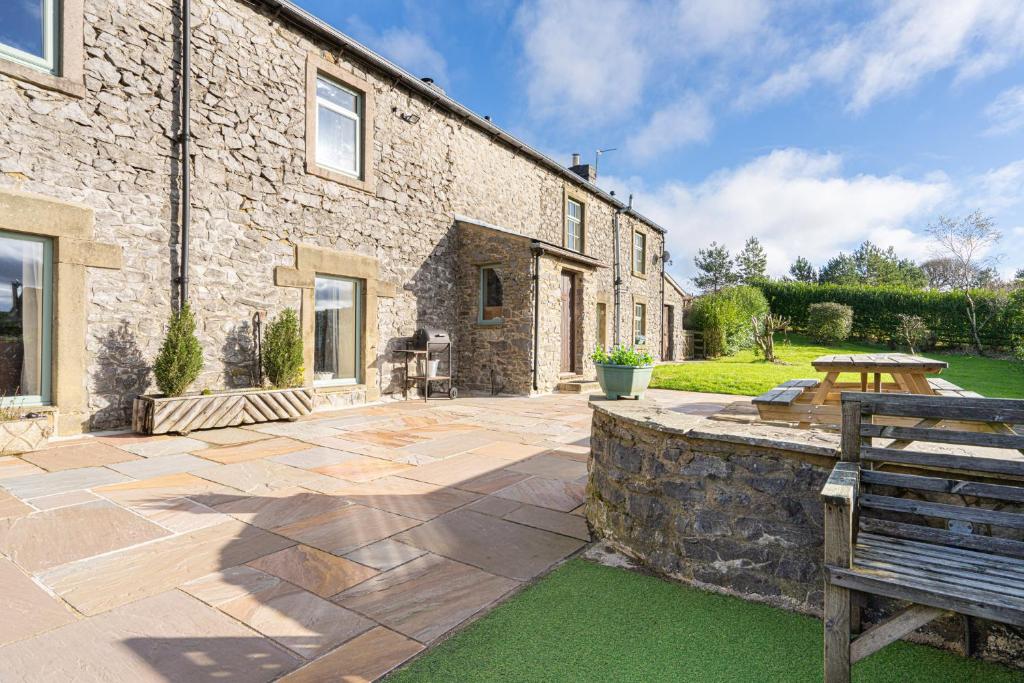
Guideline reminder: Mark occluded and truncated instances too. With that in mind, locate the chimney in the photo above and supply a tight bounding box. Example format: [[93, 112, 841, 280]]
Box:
[[569, 153, 596, 183]]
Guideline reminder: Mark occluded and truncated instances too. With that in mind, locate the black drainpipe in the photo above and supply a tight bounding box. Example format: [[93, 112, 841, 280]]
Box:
[[179, 0, 191, 306], [532, 250, 540, 391], [612, 194, 633, 346]]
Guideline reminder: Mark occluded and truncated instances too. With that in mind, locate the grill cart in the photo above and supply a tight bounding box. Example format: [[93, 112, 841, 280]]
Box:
[[399, 327, 456, 401]]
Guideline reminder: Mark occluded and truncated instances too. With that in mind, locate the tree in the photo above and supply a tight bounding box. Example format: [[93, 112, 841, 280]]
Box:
[[153, 303, 203, 396], [818, 240, 926, 288], [789, 256, 817, 283], [926, 211, 1004, 354], [692, 242, 738, 293], [736, 236, 768, 284], [922, 257, 1002, 291]]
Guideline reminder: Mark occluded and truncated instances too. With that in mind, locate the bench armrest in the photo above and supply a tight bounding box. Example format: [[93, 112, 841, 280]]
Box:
[[821, 462, 860, 508]]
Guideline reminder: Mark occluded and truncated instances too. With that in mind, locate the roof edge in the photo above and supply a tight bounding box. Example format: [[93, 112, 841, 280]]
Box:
[[252, 0, 666, 235]]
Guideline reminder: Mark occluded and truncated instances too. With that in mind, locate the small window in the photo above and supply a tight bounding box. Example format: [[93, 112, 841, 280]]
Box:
[[314, 275, 361, 386], [479, 266, 503, 323], [633, 231, 646, 275], [566, 198, 584, 253], [0, 0, 58, 74], [316, 76, 361, 177], [634, 302, 647, 344], [0, 231, 53, 405]]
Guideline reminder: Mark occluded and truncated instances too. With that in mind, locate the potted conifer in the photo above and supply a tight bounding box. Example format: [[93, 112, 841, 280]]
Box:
[[133, 306, 313, 434], [591, 344, 655, 400]]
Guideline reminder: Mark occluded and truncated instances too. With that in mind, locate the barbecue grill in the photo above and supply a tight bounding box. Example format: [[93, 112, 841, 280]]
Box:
[[401, 326, 456, 401]]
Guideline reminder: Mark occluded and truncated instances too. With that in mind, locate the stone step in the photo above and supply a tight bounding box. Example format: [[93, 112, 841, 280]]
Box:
[[555, 378, 601, 394]]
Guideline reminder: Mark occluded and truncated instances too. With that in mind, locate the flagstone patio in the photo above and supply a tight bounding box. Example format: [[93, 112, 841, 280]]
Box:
[[0, 390, 735, 682]]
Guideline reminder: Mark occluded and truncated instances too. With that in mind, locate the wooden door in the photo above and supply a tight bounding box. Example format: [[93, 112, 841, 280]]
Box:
[[663, 305, 674, 360], [560, 271, 576, 373]]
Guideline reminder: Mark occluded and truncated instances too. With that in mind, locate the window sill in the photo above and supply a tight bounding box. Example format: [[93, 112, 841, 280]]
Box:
[[0, 59, 85, 98], [306, 158, 376, 195], [632, 271, 648, 279], [315, 382, 366, 394], [475, 320, 504, 328]]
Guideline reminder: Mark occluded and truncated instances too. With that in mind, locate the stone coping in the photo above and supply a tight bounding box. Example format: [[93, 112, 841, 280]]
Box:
[[588, 396, 841, 460]]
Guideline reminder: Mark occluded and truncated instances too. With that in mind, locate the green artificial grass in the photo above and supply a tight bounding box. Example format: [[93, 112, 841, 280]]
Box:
[[389, 559, 1024, 682], [651, 334, 1024, 399]]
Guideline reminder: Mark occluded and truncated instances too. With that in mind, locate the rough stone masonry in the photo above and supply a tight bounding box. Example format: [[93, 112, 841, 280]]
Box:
[[0, 0, 667, 433]]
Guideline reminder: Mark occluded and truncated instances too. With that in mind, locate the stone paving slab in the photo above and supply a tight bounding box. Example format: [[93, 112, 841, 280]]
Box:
[[334, 553, 519, 643], [0, 590, 300, 682], [21, 441, 141, 472], [0, 392, 743, 681]]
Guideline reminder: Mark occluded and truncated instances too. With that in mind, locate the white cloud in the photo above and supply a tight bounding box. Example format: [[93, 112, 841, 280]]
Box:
[[625, 94, 713, 161], [515, 0, 649, 126], [742, 0, 1024, 113], [672, 0, 771, 55], [601, 148, 951, 282], [985, 85, 1024, 135], [968, 159, 1024, 211], [373, 29, 450, 87]]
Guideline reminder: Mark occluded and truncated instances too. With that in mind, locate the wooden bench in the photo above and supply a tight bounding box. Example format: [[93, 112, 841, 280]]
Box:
[[753, 379, 820, 406], [822, 392, 1024, 682], [927, 377, 983, 398]]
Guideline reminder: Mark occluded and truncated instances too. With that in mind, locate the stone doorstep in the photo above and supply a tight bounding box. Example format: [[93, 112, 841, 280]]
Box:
[[555, 378, 601, 394]]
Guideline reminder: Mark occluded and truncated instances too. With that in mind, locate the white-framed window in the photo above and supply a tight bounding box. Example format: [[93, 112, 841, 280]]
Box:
[[316, 76, 361, 177], [0, 230, 53, 406], [634, 302, 647, 344], [479, 266, 503, 323], [0, 0, 58, 74], [566, 198, 583, 253], [633, 230, 646, 275], [314, 275, 361, 386]]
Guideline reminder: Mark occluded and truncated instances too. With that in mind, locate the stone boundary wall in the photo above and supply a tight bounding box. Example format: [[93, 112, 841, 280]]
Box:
[[586, 399, 1024, 668]]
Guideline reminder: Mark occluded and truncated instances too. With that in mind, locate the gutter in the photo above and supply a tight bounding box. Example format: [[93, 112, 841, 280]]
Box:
[[253, 0, 666, 236]]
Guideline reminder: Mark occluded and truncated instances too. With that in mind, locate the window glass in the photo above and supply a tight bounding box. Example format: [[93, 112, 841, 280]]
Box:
[[314, 276, 360, 385], [566, 199, 583, 252], [633, 231, 646, 274], [480, 267, 503, 322], [634, 303, 646, 341], [316, 77, 360, 176], [0, 0, 56, 72], [0, 231, 51, 404]]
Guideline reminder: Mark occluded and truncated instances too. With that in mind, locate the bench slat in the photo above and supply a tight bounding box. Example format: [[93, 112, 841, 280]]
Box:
[[861, 470, 1024, 503], [846, 392, 1024, 423], [859, 518, 1024, 559], [752, 387, 803, 406], [779, 379, 819, 388], [861, 447, 1024, 477], [828, 567, 1024, 626], [857, 540, 1024, 584], [853, 555, 1024, 600], [860, 493, 1024, 530], [860, 424, 1024, 450], [859, 532, 1024, 574]]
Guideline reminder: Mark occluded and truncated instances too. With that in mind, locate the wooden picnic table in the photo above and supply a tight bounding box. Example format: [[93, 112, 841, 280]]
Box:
[[755, 353, 951, 427]]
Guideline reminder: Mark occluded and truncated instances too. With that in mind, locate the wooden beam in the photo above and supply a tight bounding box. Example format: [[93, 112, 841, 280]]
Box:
[[850, 605, 945, 663]]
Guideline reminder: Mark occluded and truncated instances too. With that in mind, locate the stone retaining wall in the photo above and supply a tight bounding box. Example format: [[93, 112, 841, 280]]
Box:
[[587, 399, 1024, 668]]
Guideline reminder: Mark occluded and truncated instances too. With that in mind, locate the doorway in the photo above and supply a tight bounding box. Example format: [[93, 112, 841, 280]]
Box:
[[663, 304, 674, 360], [560, 270, 577, 373]]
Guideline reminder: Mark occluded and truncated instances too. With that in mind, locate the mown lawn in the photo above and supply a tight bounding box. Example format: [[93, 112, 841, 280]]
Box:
[[388, 559, 1024, 682], [651, 334, 1024, 398]]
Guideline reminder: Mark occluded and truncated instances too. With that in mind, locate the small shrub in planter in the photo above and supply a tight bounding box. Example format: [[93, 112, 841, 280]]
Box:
[[591, 344, 655, 400], [153, 303, 203, 396], [807, 302, 853, 343], [263, 308, 304, 388]]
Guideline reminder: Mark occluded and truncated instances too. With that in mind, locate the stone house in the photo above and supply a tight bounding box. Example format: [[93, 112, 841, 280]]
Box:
[[0, 0, 674, 436], [663, 273, 694, 360]]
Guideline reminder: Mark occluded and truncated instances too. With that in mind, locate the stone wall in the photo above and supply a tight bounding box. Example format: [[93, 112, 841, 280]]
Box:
[[454, 223, 534, 395], [587, 399, 1024, 669], [0, 0, 666, 431]]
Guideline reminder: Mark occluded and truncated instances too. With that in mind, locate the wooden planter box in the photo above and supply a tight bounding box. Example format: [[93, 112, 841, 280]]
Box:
[[132, 387, 314, 435], [0, 415, 52, 455]]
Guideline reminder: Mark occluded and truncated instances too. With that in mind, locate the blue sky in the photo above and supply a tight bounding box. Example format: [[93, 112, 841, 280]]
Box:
[[293, 0, 1024, 286]]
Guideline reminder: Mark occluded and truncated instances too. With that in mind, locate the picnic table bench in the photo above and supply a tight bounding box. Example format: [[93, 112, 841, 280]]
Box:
[[821, 392, 1024, 682], [754, 353, 951, 427]]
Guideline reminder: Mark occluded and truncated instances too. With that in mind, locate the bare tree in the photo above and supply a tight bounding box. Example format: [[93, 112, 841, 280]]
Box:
[[751, 312, 789, 363], [926, 211, 1003, 354]]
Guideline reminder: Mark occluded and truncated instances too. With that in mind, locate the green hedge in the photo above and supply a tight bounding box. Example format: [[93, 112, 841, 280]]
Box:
[[754, 280, 1023, 348], [691, 285, 769, 358]]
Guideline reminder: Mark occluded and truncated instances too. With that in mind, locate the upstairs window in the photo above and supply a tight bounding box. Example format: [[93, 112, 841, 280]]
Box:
[[0, 0, 58, 74], [566, 198, 584, 253], [633, 230, 647, 275], [479, 266, 503, 323], [316, 76, 361, 177]]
